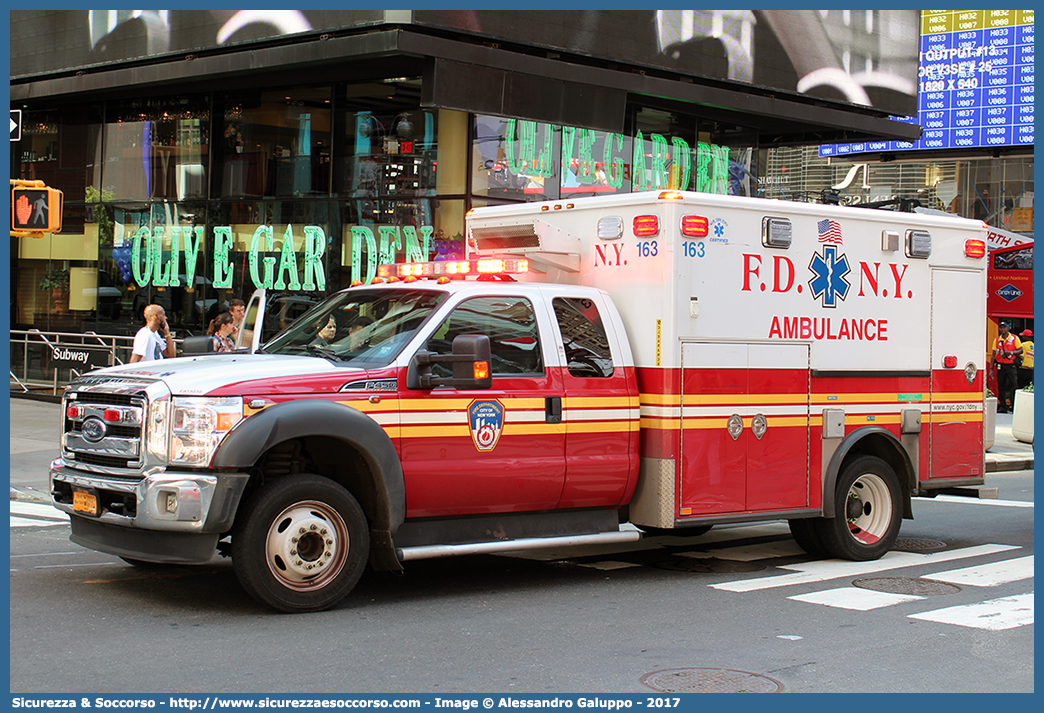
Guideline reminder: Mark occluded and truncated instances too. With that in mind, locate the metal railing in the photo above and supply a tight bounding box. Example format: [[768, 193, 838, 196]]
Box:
[[9, 329, 180, 396]]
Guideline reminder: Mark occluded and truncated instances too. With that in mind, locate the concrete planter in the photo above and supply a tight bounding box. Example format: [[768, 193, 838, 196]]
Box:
[[983, 396, 997, 451], [1011, 390, 1034, 444]]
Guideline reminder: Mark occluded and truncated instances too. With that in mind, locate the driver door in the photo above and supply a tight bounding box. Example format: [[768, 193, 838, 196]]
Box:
[[235, 288, 267, 353], [398, 294, 567, 517]]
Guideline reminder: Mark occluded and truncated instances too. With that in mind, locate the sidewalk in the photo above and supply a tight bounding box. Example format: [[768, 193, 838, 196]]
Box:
[[7, 393, 1033, 503]]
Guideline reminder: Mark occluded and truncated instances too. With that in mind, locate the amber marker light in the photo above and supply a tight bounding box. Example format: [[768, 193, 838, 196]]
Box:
[[474, 361, 490, 380], [633, 215, 659, 237], [681, 215, 709, 237]]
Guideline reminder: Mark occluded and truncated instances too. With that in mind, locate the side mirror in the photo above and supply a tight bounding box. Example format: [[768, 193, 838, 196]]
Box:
[[407, 334, 493, 390], [181, 335, 215, 355]]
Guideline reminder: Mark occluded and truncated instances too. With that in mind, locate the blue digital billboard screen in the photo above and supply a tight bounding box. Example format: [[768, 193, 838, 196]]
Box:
[[820, 10, 1033, 157]]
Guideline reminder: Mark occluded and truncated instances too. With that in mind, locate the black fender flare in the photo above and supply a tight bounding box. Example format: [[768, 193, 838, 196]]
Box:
[[212, 399, 405, 543], [823, 426, 915, 520]]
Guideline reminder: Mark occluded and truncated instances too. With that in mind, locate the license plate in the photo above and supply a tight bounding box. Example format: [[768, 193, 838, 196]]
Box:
[[72, 488, 99, 516]]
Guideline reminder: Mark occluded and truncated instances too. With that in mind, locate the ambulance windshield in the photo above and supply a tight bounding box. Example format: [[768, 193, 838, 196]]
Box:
[[265, 288, 448, 366]]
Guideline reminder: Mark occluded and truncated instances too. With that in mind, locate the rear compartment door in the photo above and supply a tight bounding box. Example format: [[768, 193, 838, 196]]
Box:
[[680, 342, 810, 515], [929, 268, 986, 479]]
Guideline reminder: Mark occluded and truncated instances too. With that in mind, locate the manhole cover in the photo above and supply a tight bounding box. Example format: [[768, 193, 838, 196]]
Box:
[[853, 576, 961, 596], [640, 668, 784, 693], [651, 557, 766, 574], [892, 538, 947, 552]]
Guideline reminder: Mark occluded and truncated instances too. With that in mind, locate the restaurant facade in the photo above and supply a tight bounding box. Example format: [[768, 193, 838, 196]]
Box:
[[11, 10, 923, 340]]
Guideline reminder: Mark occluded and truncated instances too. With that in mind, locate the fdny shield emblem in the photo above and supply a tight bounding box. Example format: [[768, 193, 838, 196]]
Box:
[[468, 400, 504, 452]]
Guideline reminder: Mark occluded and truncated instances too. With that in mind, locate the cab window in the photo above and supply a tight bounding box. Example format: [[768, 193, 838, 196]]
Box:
[[427, 296, 543, 376], [552, 297, 614, 378]]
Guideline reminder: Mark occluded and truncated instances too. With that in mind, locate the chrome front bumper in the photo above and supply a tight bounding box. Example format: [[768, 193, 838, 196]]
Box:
[[50, 460, 249, 533]]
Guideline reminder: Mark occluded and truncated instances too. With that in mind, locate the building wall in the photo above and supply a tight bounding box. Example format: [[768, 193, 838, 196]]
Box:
[[12, 79, 760, 339]]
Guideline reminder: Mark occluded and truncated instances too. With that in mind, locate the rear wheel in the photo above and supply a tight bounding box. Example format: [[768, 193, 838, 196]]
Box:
[[232, 474, 369, 613], [815, 455, 902, 561], [788, 518, 827, 558]]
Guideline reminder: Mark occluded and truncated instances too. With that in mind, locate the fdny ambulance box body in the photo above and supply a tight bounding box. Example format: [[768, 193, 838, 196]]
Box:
[[467, 191, 990, 530]]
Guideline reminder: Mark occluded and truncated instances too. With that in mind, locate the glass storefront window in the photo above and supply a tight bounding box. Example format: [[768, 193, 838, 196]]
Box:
[[103, 96, 210, 203], [15, 107, 103, 207], [472, 115, 561, 202], [560, 127, 632, 198], [343, 109, 439, 197], [110, 201, 211, 334], [340, 198, 466, 285], [220, 88, 331, 199], [335, 79, 455, 199], [471, 110, 751, 202]]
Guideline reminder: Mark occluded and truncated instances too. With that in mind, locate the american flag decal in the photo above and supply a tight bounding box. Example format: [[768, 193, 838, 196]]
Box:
[[817, 219, 843, 244]]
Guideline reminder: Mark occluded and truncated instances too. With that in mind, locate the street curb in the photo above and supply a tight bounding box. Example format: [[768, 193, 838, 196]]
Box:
[[985, 458, 1034, 473], [9, 392, 62, 404]]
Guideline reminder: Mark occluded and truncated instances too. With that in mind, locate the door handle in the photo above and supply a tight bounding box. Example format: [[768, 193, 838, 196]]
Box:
[[752, 413, 768, 440], [727, 414, 743, 440], [545, 396, 562, 424]]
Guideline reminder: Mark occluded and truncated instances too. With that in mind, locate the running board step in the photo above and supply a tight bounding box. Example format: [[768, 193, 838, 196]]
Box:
[[396, 530, 642, 562], [936, 486, 999, 499]]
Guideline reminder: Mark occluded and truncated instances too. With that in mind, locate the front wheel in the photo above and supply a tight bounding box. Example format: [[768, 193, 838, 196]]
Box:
[[232, 474, 369, 613], [815, 455, 902, 561]]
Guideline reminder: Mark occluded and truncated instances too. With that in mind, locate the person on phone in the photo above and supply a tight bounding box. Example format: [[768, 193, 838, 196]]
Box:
[[129, 304, 176, 363]]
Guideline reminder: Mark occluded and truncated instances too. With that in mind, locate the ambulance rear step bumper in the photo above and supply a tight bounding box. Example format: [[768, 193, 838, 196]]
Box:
[[396, 530, 642, 562]]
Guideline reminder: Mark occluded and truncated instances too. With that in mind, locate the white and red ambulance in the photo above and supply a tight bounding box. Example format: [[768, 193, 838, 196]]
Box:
[[51, 190, 990, 612]]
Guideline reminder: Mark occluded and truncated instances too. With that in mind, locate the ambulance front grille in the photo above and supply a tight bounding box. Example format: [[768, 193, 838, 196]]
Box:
[[471, 224, 540, 251]]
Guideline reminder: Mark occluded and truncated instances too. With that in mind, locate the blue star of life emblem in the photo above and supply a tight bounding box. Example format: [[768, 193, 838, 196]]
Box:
[[807, 245, 851, 308]]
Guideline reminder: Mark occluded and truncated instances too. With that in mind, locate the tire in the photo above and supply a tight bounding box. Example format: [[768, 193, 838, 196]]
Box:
[[232, 474, 370, 613], [814, 455, 902, 561], [637, 524, 713, 538], [788, 518, 828, 558]]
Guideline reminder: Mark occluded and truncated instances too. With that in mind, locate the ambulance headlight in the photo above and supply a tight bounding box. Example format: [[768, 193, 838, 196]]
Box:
[[169, 397, 244, 466]]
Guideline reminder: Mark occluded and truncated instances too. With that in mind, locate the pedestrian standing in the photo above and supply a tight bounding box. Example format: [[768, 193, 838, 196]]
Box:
[[207, 313, 237, 353], [129, 304, 176, 363], [1017, 328, 1034, 389], [229, 298, 246, 332], [991, 322, 1023, 413]]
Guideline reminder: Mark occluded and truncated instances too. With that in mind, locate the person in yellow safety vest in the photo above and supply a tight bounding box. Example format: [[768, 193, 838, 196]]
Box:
[[991, 322, 1023, 413], [1017, 328, 1034, 390]]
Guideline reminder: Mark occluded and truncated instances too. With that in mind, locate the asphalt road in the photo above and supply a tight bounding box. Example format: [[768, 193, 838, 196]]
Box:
[[10, 468, 1033, 695]]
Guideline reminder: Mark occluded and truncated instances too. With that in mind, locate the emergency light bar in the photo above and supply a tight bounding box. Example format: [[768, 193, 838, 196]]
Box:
[[377, 258, 530, 280]]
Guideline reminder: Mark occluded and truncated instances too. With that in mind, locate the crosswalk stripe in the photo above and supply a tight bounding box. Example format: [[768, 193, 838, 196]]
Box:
[[924, 495, 1033, 509], [10, 502, 67, 519], [788, 587, 925, 611], [11, 516, 67, 528], [710, 544, 1020, 592], [10, 502, 69, 528], [922, 556, 1034, 587], [908, 593, 1034, 630]]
